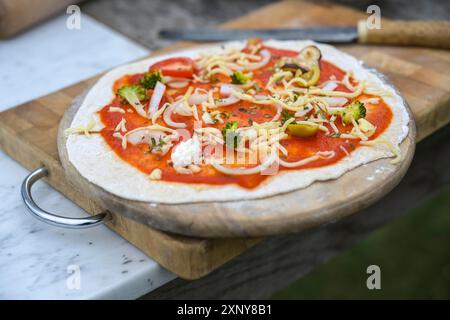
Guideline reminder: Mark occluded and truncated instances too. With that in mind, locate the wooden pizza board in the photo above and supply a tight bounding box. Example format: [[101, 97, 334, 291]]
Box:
[[58, 92, 415, 237], [0, 0, 448, 279]]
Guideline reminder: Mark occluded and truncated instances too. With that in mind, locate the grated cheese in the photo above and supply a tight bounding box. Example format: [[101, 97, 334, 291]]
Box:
[[149, 168, 162, 180], [65, 116, 97, 136], [360, 138, 402, 164], [350, 117, 368, 141], [114, 117, 127, 133], [108, 107, 125, 114]]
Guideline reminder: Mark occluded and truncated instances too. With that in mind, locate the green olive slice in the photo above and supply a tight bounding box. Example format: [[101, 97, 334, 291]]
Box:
[[287, 122, 319, 137]]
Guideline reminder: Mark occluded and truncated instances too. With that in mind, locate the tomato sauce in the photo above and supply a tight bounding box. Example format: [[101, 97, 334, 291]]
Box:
[[98, 46, 393, 189]]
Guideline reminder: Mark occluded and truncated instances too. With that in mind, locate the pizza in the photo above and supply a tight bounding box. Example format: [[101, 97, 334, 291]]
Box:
[[65, 39, 410, 203]]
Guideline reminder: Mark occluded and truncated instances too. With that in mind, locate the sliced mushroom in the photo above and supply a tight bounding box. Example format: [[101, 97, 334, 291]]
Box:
[[280, 62, 309, 74], [299, 64, 321, 87], [298, 45, 322, 66]]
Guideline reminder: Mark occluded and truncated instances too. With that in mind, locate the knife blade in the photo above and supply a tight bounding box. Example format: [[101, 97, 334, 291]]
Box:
[[158, 20, 450, 50], [159, 27, 358, 43]]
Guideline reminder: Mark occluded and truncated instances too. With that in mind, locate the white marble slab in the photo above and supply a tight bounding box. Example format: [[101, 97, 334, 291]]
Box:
[[0, 14, 147, 110], [0, 14, 176, 299]]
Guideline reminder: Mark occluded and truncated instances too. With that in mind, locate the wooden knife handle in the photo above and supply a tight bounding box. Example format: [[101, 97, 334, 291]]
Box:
[[357, 20, 450, 50]]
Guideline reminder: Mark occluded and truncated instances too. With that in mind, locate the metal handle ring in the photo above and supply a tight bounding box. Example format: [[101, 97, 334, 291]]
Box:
[[21, 167, 110, 229]]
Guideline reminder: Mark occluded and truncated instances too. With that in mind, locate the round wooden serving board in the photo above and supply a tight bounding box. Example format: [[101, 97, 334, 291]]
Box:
[[58, 71, 416, 239]]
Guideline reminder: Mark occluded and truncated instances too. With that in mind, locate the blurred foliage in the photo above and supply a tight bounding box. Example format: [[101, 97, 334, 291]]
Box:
[[272, 186, 450, 299]]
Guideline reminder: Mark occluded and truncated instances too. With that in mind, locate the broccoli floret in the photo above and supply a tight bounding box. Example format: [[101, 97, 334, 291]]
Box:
[[117, 85, 147, 101], [231, 71, 252, 84], [341, 100, 366, 124], [116, 85, 147, 117], [222, 121, 240, 149], [140, 71, 162, 89]]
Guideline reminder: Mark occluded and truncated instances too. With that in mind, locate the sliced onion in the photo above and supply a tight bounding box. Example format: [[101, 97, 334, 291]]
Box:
[[242, 50, 271, 71], [343, 73, 356, 91], [167, 80, 189, 89], [216, 95, 240, 107], [295, 104, 313, 117], [126, 129, 165, 145], [215, 84, 241, 107], [172, 99, 192, 116], [148, 81, 166, 117], [163, 75, 191, 88], [320, 81, 338, 91], [188, 93, 208, 105], [220, 84, 233, 96], [211, 154, 276, 175], [163, 104, 187, 128], [126, 129, 174, 155], [323, 97, 348, 107]]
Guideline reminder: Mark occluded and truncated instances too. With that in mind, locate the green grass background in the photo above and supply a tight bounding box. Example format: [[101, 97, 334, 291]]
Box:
[[272, 186, 450, 299]]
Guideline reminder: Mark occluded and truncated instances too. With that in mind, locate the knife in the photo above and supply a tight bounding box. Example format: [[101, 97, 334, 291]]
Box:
[[159, 20, 450, 50]]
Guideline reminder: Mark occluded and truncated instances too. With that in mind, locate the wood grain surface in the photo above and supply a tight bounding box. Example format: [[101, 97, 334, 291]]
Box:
[[0, 0, 448, 279]]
